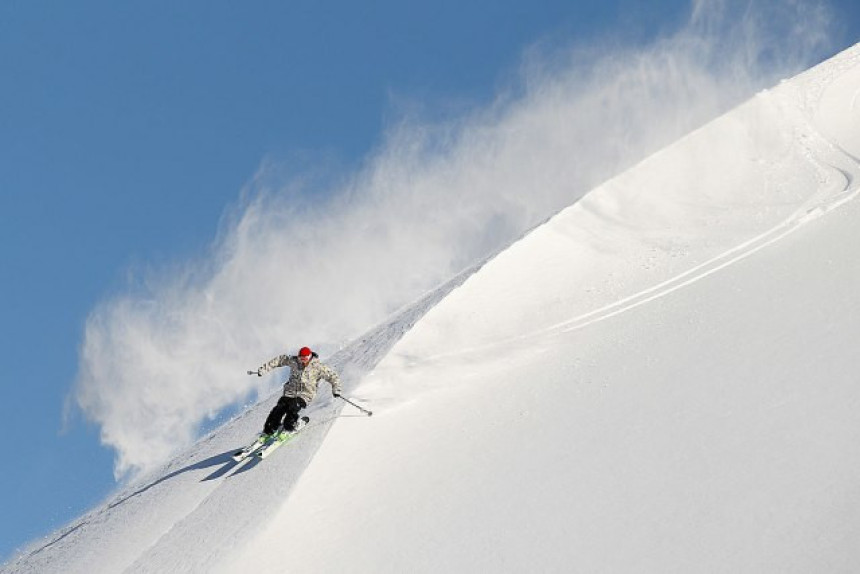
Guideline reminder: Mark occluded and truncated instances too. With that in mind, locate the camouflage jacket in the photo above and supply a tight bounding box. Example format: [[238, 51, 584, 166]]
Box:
[[258, 352, 342, 404]]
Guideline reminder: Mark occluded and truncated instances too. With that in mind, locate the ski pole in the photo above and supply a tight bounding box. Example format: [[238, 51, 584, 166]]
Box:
[[337, 395, 373, 416]]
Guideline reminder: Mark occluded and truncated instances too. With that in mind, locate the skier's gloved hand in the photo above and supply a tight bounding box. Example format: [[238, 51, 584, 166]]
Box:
[[333, 392, 341, 398]]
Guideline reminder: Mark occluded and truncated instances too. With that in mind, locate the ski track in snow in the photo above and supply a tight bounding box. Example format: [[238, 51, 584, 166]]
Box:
[[407, 50, 860, 367]]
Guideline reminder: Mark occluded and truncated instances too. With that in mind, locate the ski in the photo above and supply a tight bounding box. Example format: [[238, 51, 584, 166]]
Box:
[[232, 433, 270, 462], [256, 416, 310, 459]]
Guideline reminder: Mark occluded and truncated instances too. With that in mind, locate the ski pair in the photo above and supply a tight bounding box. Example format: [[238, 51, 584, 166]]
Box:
[[231, 416, 309, 462]]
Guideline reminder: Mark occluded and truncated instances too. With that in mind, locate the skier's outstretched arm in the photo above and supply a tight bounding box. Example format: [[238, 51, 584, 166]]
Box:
[[250, 354, 292, 376]]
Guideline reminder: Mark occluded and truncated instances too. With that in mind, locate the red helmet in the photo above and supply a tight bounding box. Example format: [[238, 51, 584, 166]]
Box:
[[298, 346, 312, 358]]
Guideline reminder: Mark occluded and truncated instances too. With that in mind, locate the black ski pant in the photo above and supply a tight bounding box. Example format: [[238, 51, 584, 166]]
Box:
[[263, 396, 307, 434]]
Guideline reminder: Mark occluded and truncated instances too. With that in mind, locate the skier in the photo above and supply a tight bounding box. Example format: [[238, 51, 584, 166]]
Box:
[[252, 346, 342, 435]]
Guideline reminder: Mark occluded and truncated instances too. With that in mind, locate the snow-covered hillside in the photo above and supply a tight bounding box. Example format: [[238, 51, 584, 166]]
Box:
[[5, 43, 860, 573]]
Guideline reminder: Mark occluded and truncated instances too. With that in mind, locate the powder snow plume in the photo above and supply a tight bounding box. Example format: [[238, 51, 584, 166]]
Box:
[[72, 0, 835, 479]]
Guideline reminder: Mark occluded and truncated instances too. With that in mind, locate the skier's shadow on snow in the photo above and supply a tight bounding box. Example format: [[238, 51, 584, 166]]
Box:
[[223, 455, 261, 478], [201, 450, 254, 481], [107, 450, 238, 510], [109, 413, 370, 503]]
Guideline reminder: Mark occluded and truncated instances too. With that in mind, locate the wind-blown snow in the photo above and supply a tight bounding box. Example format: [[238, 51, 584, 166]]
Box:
[[70, 0, 833, 480], [6, 38, 860, 573]]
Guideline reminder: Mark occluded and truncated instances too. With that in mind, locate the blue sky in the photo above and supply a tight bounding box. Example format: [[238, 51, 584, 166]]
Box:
[[1, 0, 857, 563]]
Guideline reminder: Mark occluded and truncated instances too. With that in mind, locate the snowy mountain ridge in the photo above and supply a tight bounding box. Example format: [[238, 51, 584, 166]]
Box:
[[5, 42, 860, 573]]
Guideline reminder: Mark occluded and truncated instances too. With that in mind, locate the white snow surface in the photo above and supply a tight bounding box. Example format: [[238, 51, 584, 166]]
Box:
[[6, 44, 860, 573]]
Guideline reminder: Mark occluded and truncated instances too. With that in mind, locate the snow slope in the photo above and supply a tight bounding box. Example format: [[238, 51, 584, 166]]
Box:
[[220, 44, 860, 573], [5, 43, 860, 573]]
